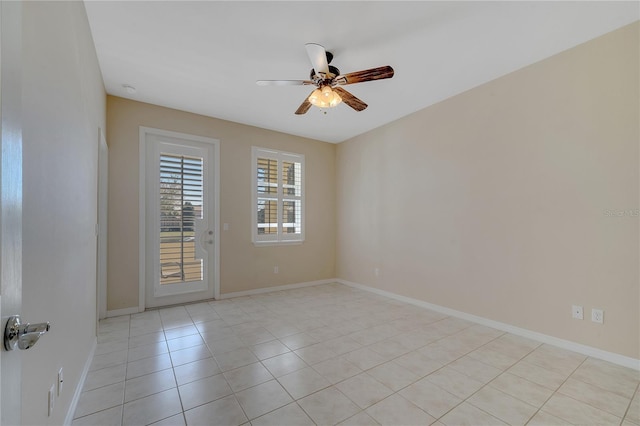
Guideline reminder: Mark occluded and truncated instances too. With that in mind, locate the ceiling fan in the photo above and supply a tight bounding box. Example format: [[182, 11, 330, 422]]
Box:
[[256, 43, 394, 115]]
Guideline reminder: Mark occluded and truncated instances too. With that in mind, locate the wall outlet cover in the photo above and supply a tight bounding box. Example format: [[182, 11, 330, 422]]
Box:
[[591, 308, 604, 324], [572, 305, 583, 320]]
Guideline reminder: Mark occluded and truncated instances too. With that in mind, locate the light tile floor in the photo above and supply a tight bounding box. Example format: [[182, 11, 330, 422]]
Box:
[[73, 283, 640, 426]]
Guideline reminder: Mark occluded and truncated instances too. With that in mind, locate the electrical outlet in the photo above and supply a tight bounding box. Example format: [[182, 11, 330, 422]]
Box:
[[58, 368, 64, 396], [591, 308, 604, 324], [374, 268, 380, 277], [273, 266, 279, 274], [572, 305, 583, 320], [48, 384, 55, 416]]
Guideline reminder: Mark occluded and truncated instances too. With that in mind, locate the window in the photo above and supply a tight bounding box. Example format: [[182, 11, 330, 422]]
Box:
[[252, 147, 304, 244], [159, 153, 204, 284]]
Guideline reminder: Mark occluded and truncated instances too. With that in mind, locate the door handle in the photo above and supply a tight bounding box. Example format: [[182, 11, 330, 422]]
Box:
[[4, 315, 50, 351]]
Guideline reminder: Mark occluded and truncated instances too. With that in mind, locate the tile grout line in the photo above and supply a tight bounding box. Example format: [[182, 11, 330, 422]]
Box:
[[620, 382, 640, 426]]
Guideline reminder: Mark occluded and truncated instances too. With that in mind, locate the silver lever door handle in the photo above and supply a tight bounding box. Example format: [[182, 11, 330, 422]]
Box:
[[4, 315, 50, 351]]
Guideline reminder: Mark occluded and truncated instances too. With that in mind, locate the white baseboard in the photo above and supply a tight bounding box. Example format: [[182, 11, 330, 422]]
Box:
[[64, 337, 97, 425], [338, 279, 640, 371], [219, 279, 335, 299], [106, 306, 141, 317]]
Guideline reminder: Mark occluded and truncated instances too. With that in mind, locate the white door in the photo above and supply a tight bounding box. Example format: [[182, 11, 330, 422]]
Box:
[[1, 1, 23, 424], [142, 128, 219, 308]]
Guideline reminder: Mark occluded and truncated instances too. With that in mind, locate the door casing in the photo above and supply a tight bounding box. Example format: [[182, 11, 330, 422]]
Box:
[[139, 127, 220, 311]]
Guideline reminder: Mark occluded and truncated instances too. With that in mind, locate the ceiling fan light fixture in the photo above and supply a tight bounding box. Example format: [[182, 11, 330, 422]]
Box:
[[308, 86, 342, 108]]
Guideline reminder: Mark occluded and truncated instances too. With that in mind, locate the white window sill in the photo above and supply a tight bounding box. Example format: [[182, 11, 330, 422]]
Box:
[[253, 240, 304, 247]]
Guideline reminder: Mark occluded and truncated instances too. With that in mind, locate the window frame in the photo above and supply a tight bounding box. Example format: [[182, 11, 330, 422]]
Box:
[[252, 146, 305, 246]]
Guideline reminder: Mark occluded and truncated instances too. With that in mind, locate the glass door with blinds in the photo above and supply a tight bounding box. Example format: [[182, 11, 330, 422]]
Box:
[[144, 130, 218, 308]]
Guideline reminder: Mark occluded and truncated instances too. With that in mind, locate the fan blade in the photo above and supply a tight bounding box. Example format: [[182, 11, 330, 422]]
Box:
[[256, 80, 315, 86], [295, 91, 315, 115], [334, 87, 367, 111], [305, 43, 329, 77], [335, 66, 394, 85]]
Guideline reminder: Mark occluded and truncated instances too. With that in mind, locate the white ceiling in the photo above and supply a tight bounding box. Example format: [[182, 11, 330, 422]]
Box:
[[84, 1, 638, 143]]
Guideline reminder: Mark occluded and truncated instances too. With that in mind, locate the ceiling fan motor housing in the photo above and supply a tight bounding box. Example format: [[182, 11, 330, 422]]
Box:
[[310, 65, 340, 81]]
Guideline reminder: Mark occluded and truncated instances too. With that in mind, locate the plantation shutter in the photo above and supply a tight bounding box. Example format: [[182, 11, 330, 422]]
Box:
[[159, 153, 204, 284], [252, 147, 304, 244]]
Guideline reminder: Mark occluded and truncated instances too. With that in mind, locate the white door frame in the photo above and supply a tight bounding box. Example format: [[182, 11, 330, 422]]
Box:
[[0, 1, 23, 424], [97, 128, 108, 320], [139, 127, 220, 312]]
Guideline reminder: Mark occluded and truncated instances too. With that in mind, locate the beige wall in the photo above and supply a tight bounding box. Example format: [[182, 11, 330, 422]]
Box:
[[22, 1, 106, 424], [337, 23, 639, 359], [106, 97, 336, 310]]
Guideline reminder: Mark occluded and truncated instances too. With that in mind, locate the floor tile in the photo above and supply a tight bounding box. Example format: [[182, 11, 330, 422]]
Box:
[[129, 331, 166, 349], [207, 335, 246, 355], [170, 344, 212, 367], [72, 405, 123, 426], [183, 394, 247, 426], [542, 392, 623, 425], [343, 347, 388, 371], [337, 410, 380, 426], [77, 284, 640, 426], [277, 366, 331, 400], [74, 382, 125, 419], [235, 379, 292, 419], [90, 349, 128, 371], [558, 377, 631, 418], [250, 402, 314, 426], [250, 340, 290, 360], [306, 325, 344, 342], [322, 335, 363, 355], [126, 353, 172, 380], [367, 338, 413, 359], [367, 361, 420, 392], [173, 358, 221, 386], [214, 347, 258, 371], [167, 334, 204, 352], [337, 373, 394, 409], [83, 363, 127, 392], [164, 324, 199, 340], [467, 386, 538, 425], [527, 410, 571, 425], [447, 356, 502, 384], [399, 378, 462, 418], [365, 394, 435, 426], [128, 341, 169, 362], [95, 340, 129, 356], [484, 333, 540, 359], [298, 386, 360, 425], [261, 351, 308, 378], [195, 319, 228, 335], [312, 357, 363, 384], [439, 401, 507, 426], [294, 342, 338, 365], [507, 360, 567, 390], [124, 368, 177, 403], [150, 413, 185, 425], [178, 374, 233, 411], [570, 357, 639, 398], [237, 328, 277, 346], [523, 344, 586, 376], [122, 388, 182, 426], [424, 366, 484, 399], [467, 346, 518, 371], [626, 391, 640, 424], [394, 351, 443, 377], [223, 362, 273, 392], [279, 332, 319, 351], [488, 372, 553, 407]]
